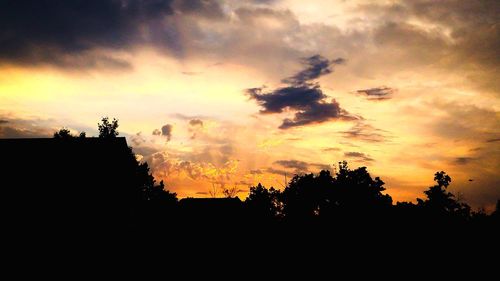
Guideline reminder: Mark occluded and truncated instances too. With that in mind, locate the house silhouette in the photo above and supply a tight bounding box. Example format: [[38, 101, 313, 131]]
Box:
[[0, 137, 139, 232]]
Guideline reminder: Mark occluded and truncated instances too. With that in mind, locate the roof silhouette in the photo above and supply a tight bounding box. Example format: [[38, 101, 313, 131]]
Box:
[[0, 137, 138, 231]]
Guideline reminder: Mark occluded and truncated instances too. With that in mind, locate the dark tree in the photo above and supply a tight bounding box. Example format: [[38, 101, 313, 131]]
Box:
[[334, 161, 392, 212], [53, 128, 73, 139], [245, 183, 281, 220], [280, 162, 392, 221], [98, 117, 119, 138], [417, 171, 470, 220], [54, 128, 86, 139]]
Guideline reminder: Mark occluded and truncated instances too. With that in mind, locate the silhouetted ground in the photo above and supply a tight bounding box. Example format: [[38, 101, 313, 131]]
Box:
[[1, 137, 498, 266]]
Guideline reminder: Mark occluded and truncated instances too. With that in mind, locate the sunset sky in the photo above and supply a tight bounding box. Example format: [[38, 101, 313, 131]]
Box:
[[1, 0, 498, 210]]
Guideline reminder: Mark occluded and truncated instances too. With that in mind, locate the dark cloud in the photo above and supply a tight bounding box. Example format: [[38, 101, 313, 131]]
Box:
[[175, 0, 225, 19], [274, 159, 331, 173], [356, 87, 395, 101], [248, 55, 358, 129], [265, 167, 289, 176], [486, 138, 500, 143], [453, 157, 475, 165], [161, 124, 173, 141], [341, 122, 387, 143], [0, 0, 178, 67], [0, 120, 8, 124], [152, 129, 161, 136], [274, 160, 309, 171], [279, 100, 358, 129], [247, 85, 326, 114], [282, 55, 344, 85], [344, 152, 374, 162], [189, 119, 203, 127], [188, 119, 203, 139]]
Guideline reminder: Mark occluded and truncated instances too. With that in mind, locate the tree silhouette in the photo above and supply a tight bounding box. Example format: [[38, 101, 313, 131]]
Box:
[[417, 171, 470, 220], [245, 183, 282, 220], [98, 117, 119, 138], [222, 185, 240, 198], [280, 162, 392, 221], [54, 128, 86, 139], [53, 128, 72, 139], [334, 161, 392, 212]]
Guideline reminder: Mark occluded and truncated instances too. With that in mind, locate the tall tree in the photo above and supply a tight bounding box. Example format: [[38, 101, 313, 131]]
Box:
[[417, 171, 470, 219]]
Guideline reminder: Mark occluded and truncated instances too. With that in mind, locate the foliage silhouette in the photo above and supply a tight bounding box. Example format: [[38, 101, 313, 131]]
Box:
[[416, 171, 471, 221], [245, 183, 282, 221], [98, 117, 119, 138], [280, 162, 392, 222], [53, 128, 86, 139]]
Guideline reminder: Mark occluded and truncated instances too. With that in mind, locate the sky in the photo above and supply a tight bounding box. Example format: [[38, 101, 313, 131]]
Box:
[[0, 0, 499, 210]]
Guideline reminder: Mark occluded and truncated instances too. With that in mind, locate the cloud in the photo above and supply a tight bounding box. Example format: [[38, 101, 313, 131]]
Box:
[[0, 0, 228, 68], [279, 100, 358, 129], [150, 151, 239, 186], [274, 160, 309, 171], [161, 124, 173, 141], [282, 55, 344, 85], [359, 0, 500, 94], [188, 118, 204, 139], [0, 0, 176, 67], [0, 116, 55, 138], [274, 159, 331, 173], [356, 87, 395, 101], [130, 131, 146, 146], [248, 55, 358, 129], [344, 152, 374, 162], [174, 0, 225, 19], [249, 169, 263, 175], [152, 129, 161, 136], [0, 125, 50, 139], [189, 119, 203, 127], [428, 101, 499, 142], [341, 122, 388, 143], [322, 147, 341, 152], [247, 85, 326, 114], [265, 167, 289, 176], [486, 138, 500, 143], [453, 157, 475, 165]]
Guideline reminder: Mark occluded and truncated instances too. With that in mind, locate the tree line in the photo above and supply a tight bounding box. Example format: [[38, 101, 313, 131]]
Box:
[[54, 118, 500, 229]]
